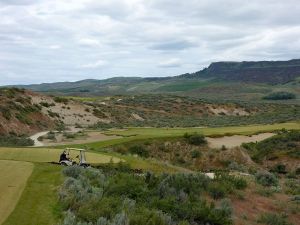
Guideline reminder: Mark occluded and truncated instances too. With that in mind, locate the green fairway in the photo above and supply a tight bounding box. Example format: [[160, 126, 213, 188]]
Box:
[[0, 148, 120, 164], [104, 122, 300, 137], [0, 160, 34, 225], [63, 122, 299, 150], [3, 163, 62, 225]]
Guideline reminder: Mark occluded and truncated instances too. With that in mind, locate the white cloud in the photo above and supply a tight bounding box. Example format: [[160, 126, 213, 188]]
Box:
[[159, 58, 181, 67], [77, 38, 102, 47], [80, 59, 107, 68], [48, 45, 61, 49]]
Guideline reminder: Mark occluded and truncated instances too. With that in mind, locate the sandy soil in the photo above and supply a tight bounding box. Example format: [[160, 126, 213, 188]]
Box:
[[0, 160, 34, 225], [30, 131, 49, 147], [208, 105, 250, 116], [206, 133, 275, 148], [30, 94, 109, 126]]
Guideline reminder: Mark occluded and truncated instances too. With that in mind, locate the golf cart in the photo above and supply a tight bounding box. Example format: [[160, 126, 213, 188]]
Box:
[[59, 148, 90, 167]]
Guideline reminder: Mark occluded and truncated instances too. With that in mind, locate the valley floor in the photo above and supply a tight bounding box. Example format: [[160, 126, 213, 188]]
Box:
[[1, 121, 299, 225]]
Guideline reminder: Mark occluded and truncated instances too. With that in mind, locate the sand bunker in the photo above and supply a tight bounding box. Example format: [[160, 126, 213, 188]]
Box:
[[206, 133, 275, 148]]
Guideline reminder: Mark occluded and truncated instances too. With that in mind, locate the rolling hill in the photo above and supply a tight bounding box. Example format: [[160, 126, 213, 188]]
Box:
[[11, 59, 300, 101]]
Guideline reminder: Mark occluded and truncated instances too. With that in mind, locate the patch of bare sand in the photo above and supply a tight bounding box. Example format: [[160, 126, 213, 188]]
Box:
[[207, 105, 250, 116], [42, 131, 122, 146], [30, 94, 110, 126], [206, 133, 275, 148]]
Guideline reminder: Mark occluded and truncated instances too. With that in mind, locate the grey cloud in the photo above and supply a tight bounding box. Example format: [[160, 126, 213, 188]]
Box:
[[0, 0, 38, 5], [150, 40, 197, 51], [0, 0, 299, 85]]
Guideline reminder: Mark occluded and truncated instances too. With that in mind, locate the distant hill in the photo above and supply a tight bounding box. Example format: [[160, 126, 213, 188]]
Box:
[[183, 59, 300, 84], [10, 59, 300, 100]]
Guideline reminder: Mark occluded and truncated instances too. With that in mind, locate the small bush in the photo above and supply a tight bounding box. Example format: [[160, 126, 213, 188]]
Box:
[[255, 171, 278, 187], [48, 110, 60, 118], [271, 164, 287, 174], [183, 133, 207, 146], [64, 133, 76, 139], [208, 183, 226, 199], [0, 135, 34, 147], [115, 146, 128, 155], [54, 96, 69, 104], [263, 91, 296, 100], [0, 108, 12, 120], [295, 168, 300, 175], [258, 213, 292, 225], [128, 145, 149, 158], [221, 145, 227, 151], [40, 102, 55, 107], [191, 150, 201, 158], [46, 132, 56, 140]]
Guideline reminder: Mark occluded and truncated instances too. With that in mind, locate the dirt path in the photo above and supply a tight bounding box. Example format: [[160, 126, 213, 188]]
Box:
[[30, 131, 49, 147], [206, 132, 275, 148], [0, 160, 34, 225]]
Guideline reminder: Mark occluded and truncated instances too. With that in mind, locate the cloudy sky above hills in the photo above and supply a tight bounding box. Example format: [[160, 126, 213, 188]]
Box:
[[1, 0, 300, 85]]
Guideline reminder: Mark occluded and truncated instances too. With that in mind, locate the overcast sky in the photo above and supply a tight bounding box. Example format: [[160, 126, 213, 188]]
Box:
[[1, 0, 300, 85]]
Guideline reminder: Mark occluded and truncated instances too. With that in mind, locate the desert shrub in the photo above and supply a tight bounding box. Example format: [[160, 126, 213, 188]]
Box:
[[37, 136, 44, 141], [221, 145, 227, 151], [40, 102, 55, 107], [243, 130, 300, 161], [59, 168, 244, 225], [64, 133, 76, 139], [183, 133, 207, 146], [228, 162, 247, 172], [114, 146, 128, 155], [48, 110, 60, 118], [271, 164, 287, 174], [191, 150, 201, 158], [208, 183, 226, 199], [128, 145, 149, 158], [284, 179, 300, 195], [63, 166, 83, 179], [296, 168, 300, 175], [218, 198, 233, 217], [0, 107, 12, 120], [256, 187, 276, 197], [57, 122, 66, 132], [263, 91, 296, 100], [0, 134, 34, 147], [16, 113, 32, 125], [255, 171, 278, 187], [93, 109, 107, 118], [258, 213, 292, 225], [54, 96, 69, 104], [229, 176, 247, 190], [46, 132, 56, 140]]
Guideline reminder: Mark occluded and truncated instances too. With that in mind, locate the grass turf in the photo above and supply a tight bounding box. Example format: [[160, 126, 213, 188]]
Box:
[[104, 122, 300, 137], [0, 160, 34, 225], [0, 148, 120, 164], [3, 163, 62, 225], [60, 122, 300, 150]]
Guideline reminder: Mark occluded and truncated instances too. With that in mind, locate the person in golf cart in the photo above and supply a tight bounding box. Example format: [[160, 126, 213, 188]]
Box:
[[59, 148, 90, 167], [59, 150, 69, 162]]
